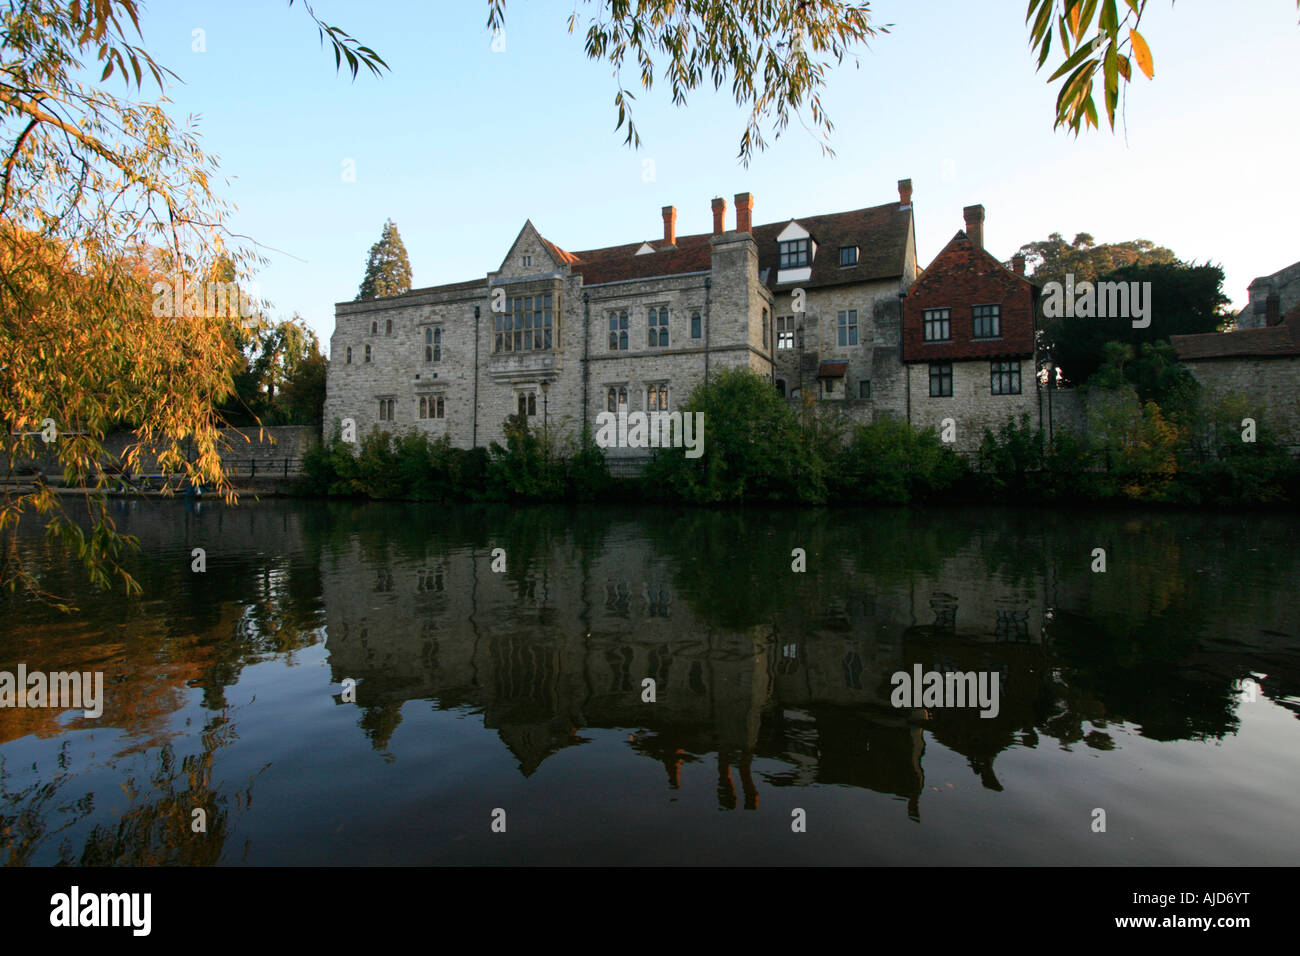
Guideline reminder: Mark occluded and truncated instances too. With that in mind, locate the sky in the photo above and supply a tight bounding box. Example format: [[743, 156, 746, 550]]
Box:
[[131, 0, 1300, 352]]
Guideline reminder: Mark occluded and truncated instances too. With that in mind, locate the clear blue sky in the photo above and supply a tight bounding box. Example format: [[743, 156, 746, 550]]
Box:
[[137, 0, 1300, 351]]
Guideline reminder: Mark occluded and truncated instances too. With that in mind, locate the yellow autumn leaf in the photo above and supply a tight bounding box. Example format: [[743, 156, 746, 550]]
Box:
[[1129, 28, 1153, 79]]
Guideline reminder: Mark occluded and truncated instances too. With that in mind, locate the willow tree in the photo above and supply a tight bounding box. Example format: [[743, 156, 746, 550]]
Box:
[[0, 0, 380, 603], [1026, 0, 1299, 134]]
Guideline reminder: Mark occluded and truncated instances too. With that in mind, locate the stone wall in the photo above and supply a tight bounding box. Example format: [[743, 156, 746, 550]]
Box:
[[10, 426, 318, 479], [906, 359, 1040, 454], [1183, 356, 1300, 451], [1042, 387, 1087, 441]]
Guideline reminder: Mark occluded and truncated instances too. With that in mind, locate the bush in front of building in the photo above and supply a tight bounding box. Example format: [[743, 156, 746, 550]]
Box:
[[642, 367, 825, 504], [486, 411, 569, 501], [831, 417, 969, 504]]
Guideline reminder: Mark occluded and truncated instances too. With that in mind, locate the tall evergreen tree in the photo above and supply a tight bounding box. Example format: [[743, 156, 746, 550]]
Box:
[[356, 219, 413, 300]]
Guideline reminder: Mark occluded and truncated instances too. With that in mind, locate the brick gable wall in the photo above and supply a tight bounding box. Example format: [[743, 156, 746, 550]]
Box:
[[902, 236, 1035, 363]]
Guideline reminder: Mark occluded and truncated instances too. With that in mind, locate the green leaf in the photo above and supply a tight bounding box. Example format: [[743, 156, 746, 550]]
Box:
[[1048, 39, 1097, 82], [1100, 0, 1119, 34]]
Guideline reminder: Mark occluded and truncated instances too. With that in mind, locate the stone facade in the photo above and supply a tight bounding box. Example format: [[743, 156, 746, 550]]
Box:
[[326, 188, 1088, 459], [1172, 307, 1300, 452], [326, 184, 922, 455], [1180, 355, 1300, 452], [1239, 259, 1300, 329]]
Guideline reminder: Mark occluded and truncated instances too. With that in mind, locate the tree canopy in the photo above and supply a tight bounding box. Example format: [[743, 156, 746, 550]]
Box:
[[1012, 232, 1177, 288], [1043, 260, 1230, 386], [356, 219, 413, 301], [0, 1, 362, 601]]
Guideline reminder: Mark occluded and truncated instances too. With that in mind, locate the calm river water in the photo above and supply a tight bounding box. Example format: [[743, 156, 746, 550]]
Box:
[[1, 498, 1297, 865]]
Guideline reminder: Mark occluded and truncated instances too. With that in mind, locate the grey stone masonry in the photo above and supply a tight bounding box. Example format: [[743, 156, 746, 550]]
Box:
[[325, 188, 1069, 460]]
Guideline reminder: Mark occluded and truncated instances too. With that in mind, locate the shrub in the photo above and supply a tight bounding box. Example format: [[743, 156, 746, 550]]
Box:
[[644, 367, 823, 503], [832, 416, 967, 504]]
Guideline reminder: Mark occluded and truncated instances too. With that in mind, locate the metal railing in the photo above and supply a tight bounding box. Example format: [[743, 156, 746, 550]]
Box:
[[221, 458, 304, 479]]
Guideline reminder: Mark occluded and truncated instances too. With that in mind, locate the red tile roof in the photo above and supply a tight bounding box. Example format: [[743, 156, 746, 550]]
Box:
[[362, 200, 912, 299], [567, 201, 910, 286], [570, 234, 714, 285], [817, 360, 848, 378], [538, 235, 580, 266], [1172, 312, 1300, 360]]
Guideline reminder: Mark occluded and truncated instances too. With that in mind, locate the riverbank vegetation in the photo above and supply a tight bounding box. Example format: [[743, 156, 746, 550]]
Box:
[[300, 367, 1300, 509]]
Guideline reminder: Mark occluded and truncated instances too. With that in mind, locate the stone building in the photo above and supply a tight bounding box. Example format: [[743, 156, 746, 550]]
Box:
[[1172, 306, 1300, 451], [325, 181, 920, 454], [900, 205, 1041, 453], [1238, 259, 1300, 329]]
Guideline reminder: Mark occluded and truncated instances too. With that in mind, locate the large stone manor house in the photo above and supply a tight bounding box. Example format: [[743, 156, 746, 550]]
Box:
[[325, 180, 1044, 454]]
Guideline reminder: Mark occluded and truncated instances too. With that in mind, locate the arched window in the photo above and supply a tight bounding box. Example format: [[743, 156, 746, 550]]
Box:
[[364, 344, 372, 362], [385, 319, 393, 335], [528, 393, 536, 415], [346, 346, 352, 364], [419, 396, 428, 419], [691, 311, 701, 339], [371, 320, 378, 334]]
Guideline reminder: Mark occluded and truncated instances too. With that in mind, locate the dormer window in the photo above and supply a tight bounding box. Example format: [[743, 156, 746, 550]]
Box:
[[839, 246, 858, 267], [779, 239, 810, 269]]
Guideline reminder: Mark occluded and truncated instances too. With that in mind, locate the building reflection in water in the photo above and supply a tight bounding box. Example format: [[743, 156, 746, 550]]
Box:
[[3, 499, 1297, 864]]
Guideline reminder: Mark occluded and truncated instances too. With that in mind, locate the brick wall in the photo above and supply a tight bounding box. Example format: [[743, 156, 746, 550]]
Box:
[[901, 235, 1034, 363]]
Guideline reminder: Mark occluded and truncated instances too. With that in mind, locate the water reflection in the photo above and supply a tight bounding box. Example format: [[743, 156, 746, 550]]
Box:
[[2, 498, 1298, 864]]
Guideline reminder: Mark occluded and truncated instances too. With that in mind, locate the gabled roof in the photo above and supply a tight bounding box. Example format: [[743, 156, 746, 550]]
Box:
[[908, 230, 1036, 297], [538, 234, 580, 266], [1172, 309, 1300, 360]]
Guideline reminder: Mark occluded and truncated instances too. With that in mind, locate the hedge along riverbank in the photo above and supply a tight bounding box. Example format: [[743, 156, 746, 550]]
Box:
[[296, 369, 1300, 509]]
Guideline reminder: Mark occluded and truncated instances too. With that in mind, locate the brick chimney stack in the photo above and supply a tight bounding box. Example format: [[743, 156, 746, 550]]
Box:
[[734, 192, 754, 233], [662, 205, 677, 247], [898, 179, 913, 209], [711, 197, 727, 235], [963, 204, 985, 250], [1012, 253, 1026, 276]]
